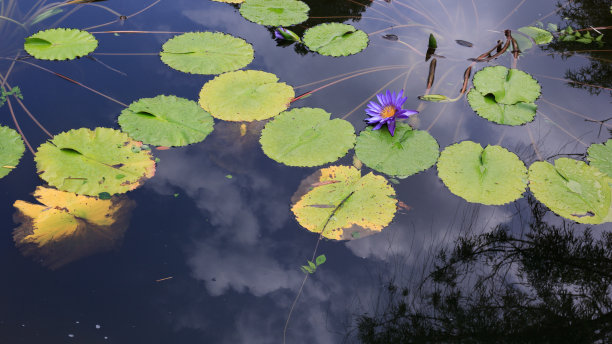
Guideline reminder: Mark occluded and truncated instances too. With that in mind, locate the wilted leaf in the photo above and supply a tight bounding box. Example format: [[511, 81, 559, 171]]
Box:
[[13, 186, 135, 269], [35, 128, 156, 196], [291, 166, 397, 240]]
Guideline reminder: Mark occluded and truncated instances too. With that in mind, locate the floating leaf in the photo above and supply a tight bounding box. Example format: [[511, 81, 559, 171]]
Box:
[[24, 28, 98, 60], [472, 66, 541, 105], [13, 186, 135, 269], [160, 32, 254, 75], [528, 158, 611, 224], [0, 126, 25, 179], [260, 107, 355, 167], [355, 124, 439, 177], [199, 70, 294, 121], [291, 166, 397, 240], [315, 254, 326, 265], [239, 0, 309, 26], [118, 95, 214, 147], [437, 141, 527, 205], [587, 139, 612, 178], [467, 88, 537, 125], [303, 23, 369, 57], [518, 26, 554, 45], [35, 128, 156, 196]]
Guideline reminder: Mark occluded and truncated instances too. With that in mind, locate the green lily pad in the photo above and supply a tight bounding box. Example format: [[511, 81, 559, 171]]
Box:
[[467, 88, 537, 125], [518, 26, 554, 45], [118, 95, 214, 147], [35, 128, 156, 196], [260, 107, 355, 167], [303, 23, 369, 57], [24, 28, 98, 60], [587, 139, 612, 178], [199, 70, 295, 121], [472, 66, 541, 105], [529, 158, 611, 224], [160, 32, 254, 75], [354, 123, 439, 177], [239, 0, 309, 26], [437, 141, 527, 205], [291, 165, 397, 240], [0, 125, 25, 179]]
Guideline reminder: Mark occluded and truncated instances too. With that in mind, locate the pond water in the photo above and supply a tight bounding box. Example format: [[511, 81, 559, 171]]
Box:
[[1, 0, 611, 343]]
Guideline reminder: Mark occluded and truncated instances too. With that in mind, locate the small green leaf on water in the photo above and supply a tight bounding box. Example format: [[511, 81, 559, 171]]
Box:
[[225, 174, 233, 179], [315, 254, 326, 265], [174, 193, 179, 198], [303, 23, 369, 57], [240, 0, 310, 26], [587, 139, 612, 178], [155, 158, 161, 163], [518, 26, 554, 44], [308, 261, 316, 269], [98, 192, 111, 200]]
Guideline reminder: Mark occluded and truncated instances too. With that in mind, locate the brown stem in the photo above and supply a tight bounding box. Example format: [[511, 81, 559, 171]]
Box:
[[425, 58, 437, 94]]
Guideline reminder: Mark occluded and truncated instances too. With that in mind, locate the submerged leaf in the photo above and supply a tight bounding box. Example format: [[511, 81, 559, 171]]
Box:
[[472, 66, 541, 105], [199, 70, 294, 121], [587, 139, 612, 178], [160, 32, 254, 75], [118, 95, 214, 147], [529, 158, 611, 224], [24, 28, 98, 60], [518, 26, 554, 45], [35, 128, 156, 196], [260, 107, 355, 167], [355, 124, 439, 177], [303, 23, 369, 57], [437, 141, 527, 205], [291, 166, 397, 240], [13, 186, 135, 269], [0, 126, 25, 179], [239, 0, 309, 26], [467, 88, 537, 125]]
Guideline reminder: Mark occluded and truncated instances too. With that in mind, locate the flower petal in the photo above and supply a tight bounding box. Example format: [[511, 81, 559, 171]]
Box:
[[373, 122, 384, 130], [387, 119, 396, 136]]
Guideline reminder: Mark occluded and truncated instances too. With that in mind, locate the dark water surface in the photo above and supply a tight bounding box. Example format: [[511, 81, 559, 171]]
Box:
[[1, 0, 611, 343]]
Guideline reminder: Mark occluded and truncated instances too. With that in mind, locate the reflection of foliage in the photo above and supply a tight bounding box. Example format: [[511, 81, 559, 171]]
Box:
[[13, 186, 135, 269], [544, 0, 612, 95], [357, 197, 612, 343]]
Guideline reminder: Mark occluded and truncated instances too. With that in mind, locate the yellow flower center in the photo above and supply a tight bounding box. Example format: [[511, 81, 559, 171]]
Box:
[[380, 105, 396, 118]]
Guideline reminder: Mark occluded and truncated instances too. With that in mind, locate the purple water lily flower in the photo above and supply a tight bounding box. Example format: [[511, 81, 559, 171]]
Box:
[[274, 28, 286, 40], [365, 90, 418, 136]]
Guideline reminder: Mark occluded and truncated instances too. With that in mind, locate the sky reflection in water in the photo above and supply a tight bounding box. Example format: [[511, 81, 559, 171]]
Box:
[[0, 0, 611, 343]]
